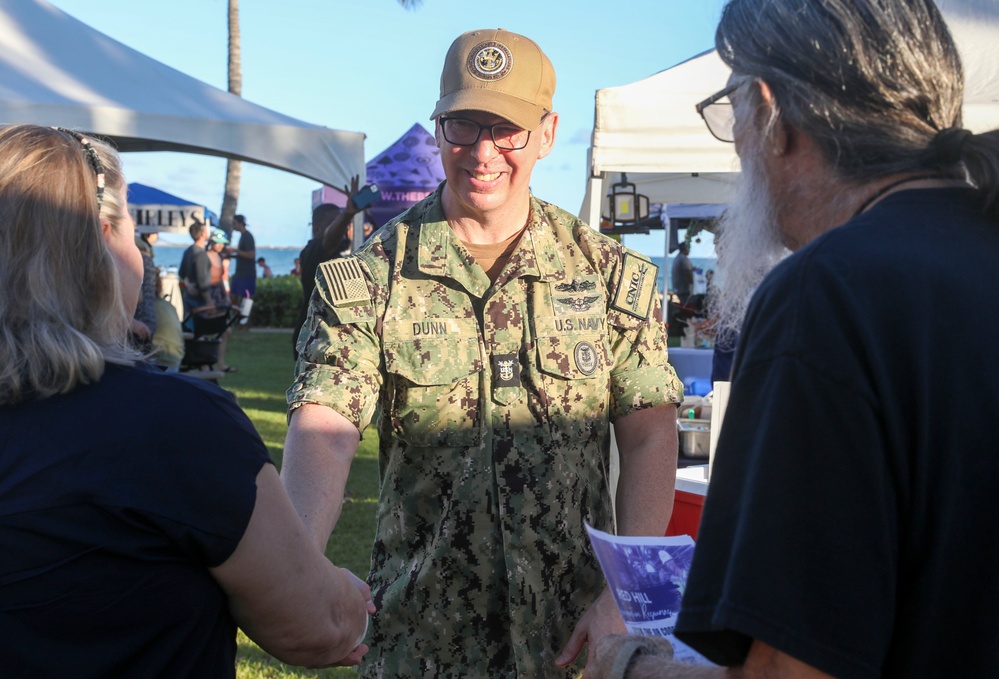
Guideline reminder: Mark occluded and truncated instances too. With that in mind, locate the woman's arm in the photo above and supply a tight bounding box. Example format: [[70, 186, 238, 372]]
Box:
[[210, 464, 371, 668]]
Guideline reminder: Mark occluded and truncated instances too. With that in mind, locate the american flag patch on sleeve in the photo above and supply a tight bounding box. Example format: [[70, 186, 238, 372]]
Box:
[[318, 258, 370, 307]]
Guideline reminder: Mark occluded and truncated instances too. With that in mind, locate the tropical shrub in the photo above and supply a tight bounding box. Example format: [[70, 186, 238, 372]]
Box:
[[249, 275, 302, 327]]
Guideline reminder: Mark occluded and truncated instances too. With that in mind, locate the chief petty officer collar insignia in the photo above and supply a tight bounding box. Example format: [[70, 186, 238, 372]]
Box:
[[492, 353, 521, 387], [468, 41, 513, 81]]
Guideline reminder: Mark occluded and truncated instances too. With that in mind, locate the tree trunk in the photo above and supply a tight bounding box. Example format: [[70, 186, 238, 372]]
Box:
[[219, 0, 242, 232]]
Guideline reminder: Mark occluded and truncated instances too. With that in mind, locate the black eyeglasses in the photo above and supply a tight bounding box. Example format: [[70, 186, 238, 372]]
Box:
[[440, 113, 549, 151], [695, 83, 739, 143]]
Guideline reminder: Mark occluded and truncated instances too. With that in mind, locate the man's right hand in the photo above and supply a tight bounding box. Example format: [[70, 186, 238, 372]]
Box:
[[280, 404, 361, 549], [343, 175, 361, 213]]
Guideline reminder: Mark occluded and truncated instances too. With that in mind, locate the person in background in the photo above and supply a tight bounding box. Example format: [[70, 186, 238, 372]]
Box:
[[282, 29, 681, 678], [291, 177, 360, 360], [207, 228, 235, 373], [256, 257, 273, 279], [151, 273, 184, 372], [670, 241, 694, 304], [130, 229, 159, 352], [207, 228, 232, 308], [178, 219, 212, 315], [290, 257, 302, 278], [137, 230, 158, 260], [591, 0, 999, 677], [219, 235, 232, 298], [0, 124, 373, 676], [228, 214, 256, 304]]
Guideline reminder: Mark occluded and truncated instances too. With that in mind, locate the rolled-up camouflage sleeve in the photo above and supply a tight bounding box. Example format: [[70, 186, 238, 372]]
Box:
[[286, 258, 382, 434], [607, 266, 684, 421]]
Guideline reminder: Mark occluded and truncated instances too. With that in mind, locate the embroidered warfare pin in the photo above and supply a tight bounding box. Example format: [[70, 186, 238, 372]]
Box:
[[555, 296, 599, 313], [553, 279, 600, 315]]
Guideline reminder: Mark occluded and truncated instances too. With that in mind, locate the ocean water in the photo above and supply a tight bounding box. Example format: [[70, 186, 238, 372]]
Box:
[[154, 244, 303, 279], [153, 245, 716, 294]]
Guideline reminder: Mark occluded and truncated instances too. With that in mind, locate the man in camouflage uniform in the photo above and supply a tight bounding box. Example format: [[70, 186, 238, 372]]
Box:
[[283, 28, 682, 679]]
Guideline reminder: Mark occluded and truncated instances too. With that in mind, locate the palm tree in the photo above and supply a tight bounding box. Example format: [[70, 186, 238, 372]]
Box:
[[219, 0, 241, 233], [219, 0, 422, 231]]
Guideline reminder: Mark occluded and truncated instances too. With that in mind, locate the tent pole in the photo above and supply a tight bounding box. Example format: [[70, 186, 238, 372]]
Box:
[[584, 173, 605, 227]]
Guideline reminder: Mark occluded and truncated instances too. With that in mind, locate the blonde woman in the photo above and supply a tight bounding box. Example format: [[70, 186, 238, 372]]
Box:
[[0, 125, 372, 675]]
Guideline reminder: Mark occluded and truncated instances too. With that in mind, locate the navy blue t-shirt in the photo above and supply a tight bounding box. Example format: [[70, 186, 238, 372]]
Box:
[[676, 188, 999, 678], [234, 229, 256, 281], [0, 364, 272, 677]]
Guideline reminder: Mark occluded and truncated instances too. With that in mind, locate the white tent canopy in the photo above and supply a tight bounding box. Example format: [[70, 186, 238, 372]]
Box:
[[0, 0, 365, 188], [580, 0, 999, 225]]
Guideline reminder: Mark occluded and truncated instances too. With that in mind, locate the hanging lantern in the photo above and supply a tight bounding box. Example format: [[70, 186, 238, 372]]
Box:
[[609, 174, 649, 224]]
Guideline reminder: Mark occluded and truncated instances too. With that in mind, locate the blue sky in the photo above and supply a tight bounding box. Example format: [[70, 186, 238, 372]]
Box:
[[48, 0, 728, 256]]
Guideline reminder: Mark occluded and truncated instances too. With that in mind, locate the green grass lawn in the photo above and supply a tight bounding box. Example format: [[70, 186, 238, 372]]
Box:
[[222, 329, 380, 678]]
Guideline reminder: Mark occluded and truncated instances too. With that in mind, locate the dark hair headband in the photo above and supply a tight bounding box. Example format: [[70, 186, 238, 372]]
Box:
[[54, 127, 106, 210]]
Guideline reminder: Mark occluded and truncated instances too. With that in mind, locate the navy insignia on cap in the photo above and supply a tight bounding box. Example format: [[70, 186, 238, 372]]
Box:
[[468, 41, 513, 81]]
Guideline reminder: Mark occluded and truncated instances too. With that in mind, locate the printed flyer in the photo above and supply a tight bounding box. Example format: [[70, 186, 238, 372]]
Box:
[[585, 524, 714, 666]]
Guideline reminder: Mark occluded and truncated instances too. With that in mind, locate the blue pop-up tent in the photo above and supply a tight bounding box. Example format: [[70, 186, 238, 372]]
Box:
[[313, 123, 445, 229], [127, 183, 219, 234]]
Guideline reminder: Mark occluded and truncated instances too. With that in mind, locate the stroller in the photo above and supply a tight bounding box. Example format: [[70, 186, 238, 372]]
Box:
[[180, 305, 242, 374]]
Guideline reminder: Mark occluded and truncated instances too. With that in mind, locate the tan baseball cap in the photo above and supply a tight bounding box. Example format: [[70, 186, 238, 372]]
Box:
[[430, 28, 555, 131]]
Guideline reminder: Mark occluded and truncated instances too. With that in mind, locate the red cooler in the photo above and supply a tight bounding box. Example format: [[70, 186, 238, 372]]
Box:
[[666, 466, 709, 539]]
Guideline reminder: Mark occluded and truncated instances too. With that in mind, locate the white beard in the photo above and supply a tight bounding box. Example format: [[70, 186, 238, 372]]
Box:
[[709, 140, 790, 340]]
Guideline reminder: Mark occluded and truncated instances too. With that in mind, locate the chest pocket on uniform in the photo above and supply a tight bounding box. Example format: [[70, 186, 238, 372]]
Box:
[[384, 336, 483, 448], [535, 333, 611, 445]]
